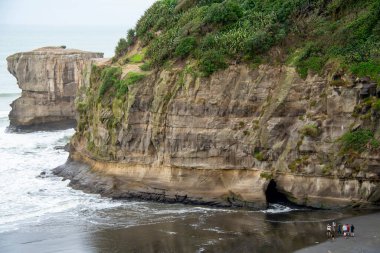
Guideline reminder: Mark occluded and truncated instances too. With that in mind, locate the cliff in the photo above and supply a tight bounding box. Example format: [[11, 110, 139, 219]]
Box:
[[7, 46, 104, 129], [55, 0, 380, 209], [54, 62, 380, 209]]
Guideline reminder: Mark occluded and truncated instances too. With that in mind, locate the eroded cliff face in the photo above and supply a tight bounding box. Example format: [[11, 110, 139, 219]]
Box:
[[56, 62, 380, 209], [7, 47, 103, 128]]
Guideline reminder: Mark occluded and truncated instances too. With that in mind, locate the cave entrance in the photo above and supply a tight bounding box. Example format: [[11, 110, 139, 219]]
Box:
[[265, 179, 291, 205]]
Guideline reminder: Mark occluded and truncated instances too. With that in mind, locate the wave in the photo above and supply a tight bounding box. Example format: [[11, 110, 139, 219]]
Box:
[[0, 93, 20, 98], [262, 203, 294, 214], [0, 110, 9, 118]]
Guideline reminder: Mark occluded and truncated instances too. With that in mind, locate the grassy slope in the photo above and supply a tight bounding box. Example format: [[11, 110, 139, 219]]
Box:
[[114, 0, 380, 80]]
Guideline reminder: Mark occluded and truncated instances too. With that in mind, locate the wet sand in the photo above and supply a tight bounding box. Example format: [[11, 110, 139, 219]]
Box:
[[296, 212, 380, 253], [1, 203, 378, 253], [0, 206, 340, 253]]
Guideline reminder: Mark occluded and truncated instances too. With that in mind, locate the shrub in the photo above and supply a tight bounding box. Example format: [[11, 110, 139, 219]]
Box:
[[146, 28, 179, 66], [139, 61, 153, 71], [115, 38, 128, 58], [175, 36, 197, 58], [120, 0, 380, 82], [198, 49, 228, 76], [127, 29, 136, 46], [115, 72, 146, 97], [340, 129, 375, 153], [296, 56, 326, 79], [255, 152, 265, 161], [203, 0, 243, 24], [301, 124, 320, 138], [373, 99, 380, 112], [99, 67, 122, 97], [136, 0, 177, 37], [350, 60, 380, 83]]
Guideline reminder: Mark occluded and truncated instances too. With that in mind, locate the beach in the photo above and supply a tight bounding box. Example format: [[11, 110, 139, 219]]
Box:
[[296, 211, 380, 253]]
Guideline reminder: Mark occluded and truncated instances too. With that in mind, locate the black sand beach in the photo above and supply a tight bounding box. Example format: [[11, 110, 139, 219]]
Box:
[[1, 204, 378, 253], [296, 211, 380, 253]]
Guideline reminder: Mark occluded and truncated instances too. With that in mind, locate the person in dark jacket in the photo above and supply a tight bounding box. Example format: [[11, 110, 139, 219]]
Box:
[[337, 223, 342, 235], [351, 224, 355, 237]]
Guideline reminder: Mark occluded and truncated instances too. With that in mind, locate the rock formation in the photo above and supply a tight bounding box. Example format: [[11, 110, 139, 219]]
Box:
[[54, 0, 380, 210], [7, 46, 103, 129], [54, 62, 380, 209]]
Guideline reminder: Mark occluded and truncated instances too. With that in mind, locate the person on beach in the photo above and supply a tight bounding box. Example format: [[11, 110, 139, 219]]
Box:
[[327, 224, 332, 239], [337, 223, 342, 235], [343, 224, 347, 238], [351, 224, 355, 237], [346, 224, 351, 237]]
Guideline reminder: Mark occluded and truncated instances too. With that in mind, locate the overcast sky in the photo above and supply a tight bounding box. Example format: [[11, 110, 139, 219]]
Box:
[[0, 0, 157, 26]]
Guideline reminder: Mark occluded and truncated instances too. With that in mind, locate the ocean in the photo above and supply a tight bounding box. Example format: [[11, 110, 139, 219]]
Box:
[[0, 24, 359, 253]]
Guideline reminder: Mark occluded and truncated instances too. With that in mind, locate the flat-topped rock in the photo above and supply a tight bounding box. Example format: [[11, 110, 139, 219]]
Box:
[[7, 46, 104, 129]]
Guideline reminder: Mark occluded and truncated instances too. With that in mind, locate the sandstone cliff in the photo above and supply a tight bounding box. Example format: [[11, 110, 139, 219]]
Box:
[[7, 46, 103, 129], [55, 62, 380, 209], [55, 0, 380, 209]]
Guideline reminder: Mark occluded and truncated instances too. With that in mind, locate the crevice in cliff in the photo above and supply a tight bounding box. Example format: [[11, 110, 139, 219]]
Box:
[[265, 179, 292, 206]]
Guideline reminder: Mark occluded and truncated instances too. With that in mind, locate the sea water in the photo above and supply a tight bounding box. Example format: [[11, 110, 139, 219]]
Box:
[[0, 25, 351, 253]]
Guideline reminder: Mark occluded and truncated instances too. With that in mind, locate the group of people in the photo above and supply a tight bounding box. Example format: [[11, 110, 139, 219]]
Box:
[[326, 221, 355, 240]]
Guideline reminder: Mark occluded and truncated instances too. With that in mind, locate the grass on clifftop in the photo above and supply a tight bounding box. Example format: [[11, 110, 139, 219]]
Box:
[[115, 0, 380, 79]]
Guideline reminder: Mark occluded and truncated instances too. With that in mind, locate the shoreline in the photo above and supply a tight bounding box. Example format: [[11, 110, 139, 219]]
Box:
[[295, 211, 380, 253]]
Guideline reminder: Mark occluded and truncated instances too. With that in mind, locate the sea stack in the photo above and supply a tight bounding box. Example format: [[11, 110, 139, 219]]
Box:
[[6, 46, 103, 129]]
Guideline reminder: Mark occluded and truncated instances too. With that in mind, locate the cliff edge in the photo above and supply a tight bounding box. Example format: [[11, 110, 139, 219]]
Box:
[[7, 46, 104, 129], [55, 0, 380, 209]]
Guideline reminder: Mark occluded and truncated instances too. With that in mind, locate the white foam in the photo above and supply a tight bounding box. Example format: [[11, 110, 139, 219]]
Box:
[[202, 227, 226, 234], [0, 116, 126, 233], [262, 203, 294, 214]]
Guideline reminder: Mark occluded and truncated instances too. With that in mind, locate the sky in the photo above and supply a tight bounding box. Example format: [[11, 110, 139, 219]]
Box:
[[0, 0, 157, 26]]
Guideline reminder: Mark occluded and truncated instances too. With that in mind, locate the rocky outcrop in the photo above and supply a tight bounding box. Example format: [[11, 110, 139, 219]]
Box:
[[7, 47, 103, 129], [56, 62, 380, 209]]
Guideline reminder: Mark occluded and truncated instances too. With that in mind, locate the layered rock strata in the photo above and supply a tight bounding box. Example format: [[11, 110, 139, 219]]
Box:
[[56, 63, 380, 209], [7, 47, 103, 129]]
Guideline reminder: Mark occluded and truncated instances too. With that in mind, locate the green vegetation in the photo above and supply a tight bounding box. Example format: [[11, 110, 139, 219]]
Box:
[[350, 60, 380, 84], [174, 36, 197, 58], [116, 72, 146, 97], [340, 129, 379, 153], [124, 72, 146, 85], [127, 29, 136, 46], [97, 67, 145, 99], [139, 61, 153, 71], [99, 67, 122, 97], [113, 0, 380, 79], [354, 97, 380, 119], [300, 124, 320, 138], [289, 155, 309, 173], [115, 29, 136, 58], [129, 53, 144, 63], [260, 172, 273, 180], [254, 151, 264, 161]]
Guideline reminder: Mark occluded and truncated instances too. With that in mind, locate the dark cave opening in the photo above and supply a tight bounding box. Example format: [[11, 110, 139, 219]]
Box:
[[265, 179, 291, 205]]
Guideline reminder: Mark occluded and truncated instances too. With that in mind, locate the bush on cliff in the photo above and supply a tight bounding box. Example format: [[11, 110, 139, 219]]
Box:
[[114, 0, 380, 78], [340, 129, 379, 153], [99, 67, 122, 97], [174, 36, 197, 58], [115, 38, 129, 58], [98, 67, 146, 99]]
